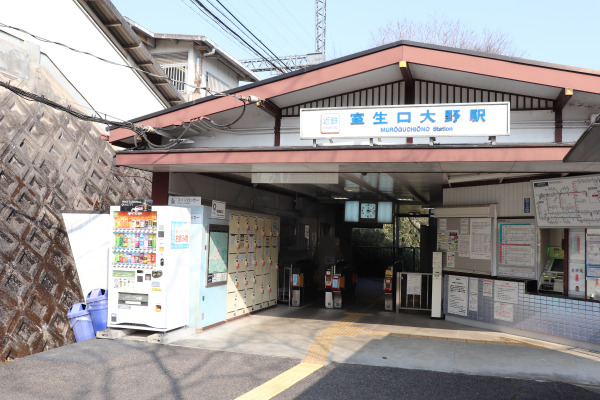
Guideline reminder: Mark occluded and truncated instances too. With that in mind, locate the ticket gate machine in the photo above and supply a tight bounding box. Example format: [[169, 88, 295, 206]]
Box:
[[325, 265, 345, 309], [332, 274, 343, 308], [325, 269, 333, 308], [384, 266, 395, 311]]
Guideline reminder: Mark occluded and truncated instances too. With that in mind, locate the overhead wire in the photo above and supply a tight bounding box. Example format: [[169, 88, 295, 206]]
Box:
[[219, 1, 293, 57], [0, 79, 258, 151], [256, 0, 311, 52], [209, 0, 292, 70], [0, 21, 202, 92], [277, 1, 313, 41], [177, 0, 251, 57], [185, 0, 288, 74]]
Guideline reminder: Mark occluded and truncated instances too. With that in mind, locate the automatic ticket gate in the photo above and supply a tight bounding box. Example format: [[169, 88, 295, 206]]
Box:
[[384, 266, 395, 311], [325, 269, 333, 308], [324, 267, 344, 308]]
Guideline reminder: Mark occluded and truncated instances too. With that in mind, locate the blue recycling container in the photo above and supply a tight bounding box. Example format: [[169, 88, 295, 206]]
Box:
[[86, 288, 108, 333], [67, 303, 95, 342]]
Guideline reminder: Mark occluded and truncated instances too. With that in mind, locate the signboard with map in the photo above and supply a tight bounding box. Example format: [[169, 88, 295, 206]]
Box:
[[207, 225, 228, 286], [533, 174, 600, 228]]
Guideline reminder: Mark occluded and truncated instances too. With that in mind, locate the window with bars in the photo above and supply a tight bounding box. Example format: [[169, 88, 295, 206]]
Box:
[[160, 62, 187, 93]]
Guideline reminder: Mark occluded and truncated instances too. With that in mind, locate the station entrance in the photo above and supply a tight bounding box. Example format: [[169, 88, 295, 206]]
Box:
[[279, 216, 437, 317]]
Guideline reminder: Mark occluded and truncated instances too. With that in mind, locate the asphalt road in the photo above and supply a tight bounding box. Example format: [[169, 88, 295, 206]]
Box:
[[1, 339, 599, 400]]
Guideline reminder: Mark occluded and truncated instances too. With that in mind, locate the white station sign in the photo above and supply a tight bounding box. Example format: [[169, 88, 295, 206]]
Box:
[[299, 102, 510, 139]]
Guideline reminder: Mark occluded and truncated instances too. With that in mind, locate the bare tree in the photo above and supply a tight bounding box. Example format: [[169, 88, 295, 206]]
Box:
[[371, 15, 524, 57]]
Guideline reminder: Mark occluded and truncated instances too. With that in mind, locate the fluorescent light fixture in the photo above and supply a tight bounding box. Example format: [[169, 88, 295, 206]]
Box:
[[377, 201, 393, 223], [344, 186, 360, 192], [422, 207, 435, 210], [344, 201, 359, 222], [397, 197, 413, 201], [332, 196, 349, 200], [252, 172, 338, 184]]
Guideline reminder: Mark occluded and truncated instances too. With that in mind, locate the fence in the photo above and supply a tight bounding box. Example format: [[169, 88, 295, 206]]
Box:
[[396, 272, 433, 311]]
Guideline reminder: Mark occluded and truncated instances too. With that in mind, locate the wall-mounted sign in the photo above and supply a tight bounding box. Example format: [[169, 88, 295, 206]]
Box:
[[211, 200, 226, 220], [300, 102, 510, 139], [120, 199, 152, 212], [168, 196, 202, 207]]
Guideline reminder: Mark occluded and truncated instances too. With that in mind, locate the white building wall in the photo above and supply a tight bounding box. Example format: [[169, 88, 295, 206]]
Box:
[[2, 0, 166, 121], [443, 181, 534, 218]]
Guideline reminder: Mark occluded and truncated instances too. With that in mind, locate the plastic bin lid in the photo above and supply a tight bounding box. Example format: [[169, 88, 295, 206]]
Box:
[[86, 288, 107, 302], [67, 302, 89, 318]]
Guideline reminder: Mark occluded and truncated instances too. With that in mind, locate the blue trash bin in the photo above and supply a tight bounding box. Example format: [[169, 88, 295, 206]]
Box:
[[86, 288, 108, 333], [67, 303, 95, 342]]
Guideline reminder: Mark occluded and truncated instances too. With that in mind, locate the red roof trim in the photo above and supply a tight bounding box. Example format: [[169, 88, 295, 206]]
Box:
[[115, 146, 571, 168], [111, 44, 600, 142]]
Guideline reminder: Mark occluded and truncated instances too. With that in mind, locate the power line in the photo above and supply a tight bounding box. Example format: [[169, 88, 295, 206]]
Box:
[[185, 0, 288, 74], [0, 78, 260, 150], [0, 21, 201, 91], [211, 0, 292, 71], [219, 1, 296, 57]]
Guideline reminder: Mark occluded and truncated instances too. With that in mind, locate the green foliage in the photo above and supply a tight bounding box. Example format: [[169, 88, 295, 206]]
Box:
[[352, 217, 428, 247]]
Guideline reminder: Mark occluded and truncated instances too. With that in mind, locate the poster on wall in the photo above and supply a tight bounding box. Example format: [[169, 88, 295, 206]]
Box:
[[406, 274, 422, 295], [437, 218, 448, 251], [586, 230, 600, 278], [446, 252, 456, 269], [494, 280, 519, 304], [494, 302, 514, 322], [448, 230, 459, 251], [483, 279, 493, 297], [470, 218, 492, 260], [569, 230, 585, 261], [469, 277, 478, 312], [569, 262, 586, 297], [460, 218, 470, 235], [497, 266, 536, 279], [170, 222, 190, 249], [458, 234, 470, 258], [448, 276, 468, 316]]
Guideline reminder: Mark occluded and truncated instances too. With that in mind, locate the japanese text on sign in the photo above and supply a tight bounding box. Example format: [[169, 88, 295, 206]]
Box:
[[171, 221, 190, 249], [300, 102, 510, 139]]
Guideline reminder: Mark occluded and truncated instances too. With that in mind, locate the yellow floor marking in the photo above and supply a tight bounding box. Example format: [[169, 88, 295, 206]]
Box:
[[237, 312, 373, 400], [235, 362, 323, 400]]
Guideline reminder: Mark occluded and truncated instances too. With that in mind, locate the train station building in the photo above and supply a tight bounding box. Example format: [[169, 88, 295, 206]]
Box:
[[107, 40, 600, 347]]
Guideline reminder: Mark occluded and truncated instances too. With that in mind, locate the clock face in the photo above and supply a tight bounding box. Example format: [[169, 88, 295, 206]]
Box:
[[360, 202, 377, 219]]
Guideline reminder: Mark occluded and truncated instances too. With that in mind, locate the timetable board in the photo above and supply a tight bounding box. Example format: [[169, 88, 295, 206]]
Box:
[[497, 219, 537, 279]]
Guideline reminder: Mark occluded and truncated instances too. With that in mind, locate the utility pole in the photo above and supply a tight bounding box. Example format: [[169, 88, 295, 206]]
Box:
[[241, 0, 326, 73]]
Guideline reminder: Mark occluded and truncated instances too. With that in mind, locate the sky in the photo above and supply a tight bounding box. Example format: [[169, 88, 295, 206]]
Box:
[[112, 0, 600, 73]]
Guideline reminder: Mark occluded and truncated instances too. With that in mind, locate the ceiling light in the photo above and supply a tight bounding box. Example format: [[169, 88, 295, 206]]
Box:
[[397, 197, 413, 201], [332, 196, 349, 200], [344, 186, 360, 192]]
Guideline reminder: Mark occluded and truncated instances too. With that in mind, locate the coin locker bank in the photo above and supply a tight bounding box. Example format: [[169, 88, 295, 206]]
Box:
[[181, 200, 280, 330]]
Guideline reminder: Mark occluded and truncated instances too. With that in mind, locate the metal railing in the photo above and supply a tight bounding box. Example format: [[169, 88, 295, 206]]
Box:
[[396, 272, 432, 311]]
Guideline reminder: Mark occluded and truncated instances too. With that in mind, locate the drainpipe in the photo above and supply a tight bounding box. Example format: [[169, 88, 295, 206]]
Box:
[[198, 47, 216, 98]]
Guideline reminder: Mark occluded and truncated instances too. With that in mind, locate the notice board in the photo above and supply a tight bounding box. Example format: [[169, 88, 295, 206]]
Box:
[[533, 174, 600, 228], [437, 216, 493, 275]]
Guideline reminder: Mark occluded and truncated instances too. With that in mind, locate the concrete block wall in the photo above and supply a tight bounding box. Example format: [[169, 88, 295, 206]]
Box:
[[444, 275, 600, 344], [0, 81, 151, 360]]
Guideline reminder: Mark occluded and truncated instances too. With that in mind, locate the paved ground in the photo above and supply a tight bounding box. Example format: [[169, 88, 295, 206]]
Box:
[[2, 278, 600, 399]]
